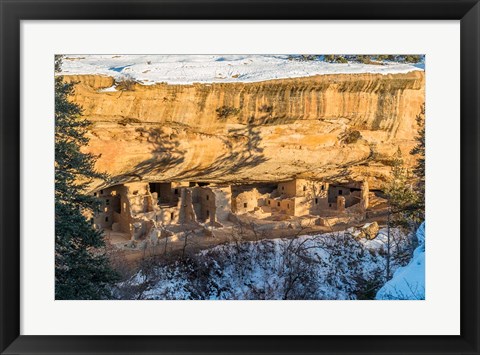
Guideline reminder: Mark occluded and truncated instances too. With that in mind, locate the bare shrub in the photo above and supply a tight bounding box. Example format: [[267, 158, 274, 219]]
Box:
[[112, 222, 408, 300], [216, 106, 241, 119], [258, 104, 273, 113], [115, 76, 138, 91], [118, 117, 141, 126], [343, 130, 362, 144]]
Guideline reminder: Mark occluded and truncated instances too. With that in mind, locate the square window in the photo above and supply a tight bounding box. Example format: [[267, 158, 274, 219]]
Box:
[[339, 190, 343, 195]]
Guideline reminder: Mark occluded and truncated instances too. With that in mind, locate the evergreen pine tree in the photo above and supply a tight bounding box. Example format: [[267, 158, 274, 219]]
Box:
[[410, 104, 425, 216], [55, 56, 118, 299]]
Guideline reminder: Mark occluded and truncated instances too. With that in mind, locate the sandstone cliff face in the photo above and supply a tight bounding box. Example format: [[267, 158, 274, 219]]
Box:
[[63, 71, 425, 190]]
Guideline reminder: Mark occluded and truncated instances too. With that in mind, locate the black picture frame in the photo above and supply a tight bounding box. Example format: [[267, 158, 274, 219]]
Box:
[[1, 0, 479, 354]]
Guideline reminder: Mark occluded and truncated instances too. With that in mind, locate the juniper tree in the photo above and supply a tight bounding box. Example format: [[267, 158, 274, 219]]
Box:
[[55, 56, 118, 299], [383, 141, 425, 279], [385, 105, 425, 229]]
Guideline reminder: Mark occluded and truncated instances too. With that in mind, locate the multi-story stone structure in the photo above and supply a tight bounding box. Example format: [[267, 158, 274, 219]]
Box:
[[92, 178, 377, 242]]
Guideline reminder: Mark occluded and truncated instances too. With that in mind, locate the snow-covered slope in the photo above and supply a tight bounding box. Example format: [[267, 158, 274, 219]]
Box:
[[115, 228, 415, 300], [60, 55, 423, 85], [376, 222, 425, 300]]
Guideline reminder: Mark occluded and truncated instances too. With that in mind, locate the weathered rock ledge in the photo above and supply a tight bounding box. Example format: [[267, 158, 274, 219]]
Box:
[[63, 71, 425, 190]]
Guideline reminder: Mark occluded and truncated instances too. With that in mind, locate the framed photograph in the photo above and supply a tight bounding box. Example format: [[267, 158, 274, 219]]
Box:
[[1, 0, 479, 354]]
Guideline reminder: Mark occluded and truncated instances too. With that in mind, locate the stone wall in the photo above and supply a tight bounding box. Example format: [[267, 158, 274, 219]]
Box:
[[149, 182, 174, 204], [93, 184, 133, 237], [233, 188, 262, 214], [156, 206, 179, 225], [178, 188, 197, 224], [125, 182, 153, 214], [278, 181, 297, 198], [192, 187, 217, 223], [213, 186, 232, 223]]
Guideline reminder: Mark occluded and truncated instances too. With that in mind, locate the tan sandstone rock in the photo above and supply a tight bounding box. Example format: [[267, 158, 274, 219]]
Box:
[[62, 71, 425, 190]]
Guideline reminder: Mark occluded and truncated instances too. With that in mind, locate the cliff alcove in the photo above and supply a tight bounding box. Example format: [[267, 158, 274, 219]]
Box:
[[64, 71, 425, 190]]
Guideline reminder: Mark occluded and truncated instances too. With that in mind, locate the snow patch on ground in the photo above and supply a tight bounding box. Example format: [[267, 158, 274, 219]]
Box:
[[60, 55, 423, 85], [97, 85, 117, 92], [376, 223, 425, 300], [116, 227, 419, 300]]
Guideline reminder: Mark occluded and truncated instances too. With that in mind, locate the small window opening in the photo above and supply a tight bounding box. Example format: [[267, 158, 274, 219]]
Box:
[[244, 203, 247, 208], [206, 195, 209, 200], [100, 190, 104, 195], [170, 212, 174, 220], [329, 203, 332, 207], [206, 210, 210, 218], [105, 216, 109, 222], [174, 189, 179, 195], [315, 198, 318, 204], [287, 204, 290, 208], [282, 186, 284, 190], [93, 192, 97, 197], [277, 202, 280, 207], [338, 190, 343, 195], [303, 186, 306, 191], [268, 200, 271, 205], [106, 199, 110, 205], [132, 190, 138, 195], [321, 185, 324, 191]]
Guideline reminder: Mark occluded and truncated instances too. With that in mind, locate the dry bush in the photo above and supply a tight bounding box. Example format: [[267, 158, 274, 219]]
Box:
[[343, 129, 362, 144], [118, 117, 141, 126], [115, 76, 138, 91], [216, 106, 241, 119]]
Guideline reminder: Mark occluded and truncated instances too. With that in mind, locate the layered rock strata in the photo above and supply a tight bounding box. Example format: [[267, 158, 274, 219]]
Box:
[[63, 71, 425, 190]]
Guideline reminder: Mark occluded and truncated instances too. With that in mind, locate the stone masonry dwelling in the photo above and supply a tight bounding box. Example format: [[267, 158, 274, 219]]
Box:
[[93, 182, 157, 240], [92, 178, 384, 244], [93, 181, 233, 241]]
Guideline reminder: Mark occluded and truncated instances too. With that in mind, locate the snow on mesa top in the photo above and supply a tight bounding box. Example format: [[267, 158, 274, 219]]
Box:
[[60, 55, 424, 85]]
